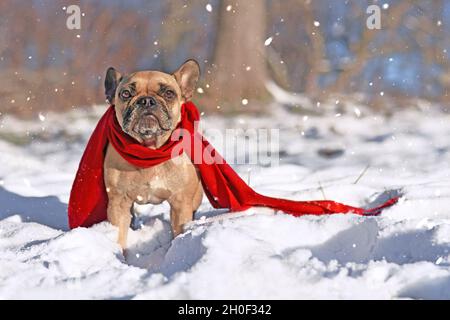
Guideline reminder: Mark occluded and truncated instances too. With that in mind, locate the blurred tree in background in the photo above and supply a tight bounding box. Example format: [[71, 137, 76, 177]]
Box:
[[0, 0, 449, 117], [206, 0, 270, 112]]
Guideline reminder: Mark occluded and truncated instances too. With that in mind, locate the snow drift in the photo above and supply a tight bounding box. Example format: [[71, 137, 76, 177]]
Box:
[[1, 101, 450, 299]]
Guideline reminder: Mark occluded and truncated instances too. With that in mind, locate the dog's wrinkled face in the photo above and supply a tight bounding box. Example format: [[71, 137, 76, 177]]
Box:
[[104, 60, 200, 148]]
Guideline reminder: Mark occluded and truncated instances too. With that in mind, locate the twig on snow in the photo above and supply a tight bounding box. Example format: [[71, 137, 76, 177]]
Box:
[[354, 164, 371, 185]]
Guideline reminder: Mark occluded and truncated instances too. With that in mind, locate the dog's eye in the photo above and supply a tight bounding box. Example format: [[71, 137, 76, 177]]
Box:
[[121, 90, 131, 100], [164, 90, 175, 100]]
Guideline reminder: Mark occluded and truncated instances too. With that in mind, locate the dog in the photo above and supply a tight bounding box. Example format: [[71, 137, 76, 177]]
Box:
[[103, 60, 203, 249]]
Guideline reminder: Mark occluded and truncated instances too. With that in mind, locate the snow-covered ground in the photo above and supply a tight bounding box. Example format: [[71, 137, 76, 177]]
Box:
[[1, 100, 450, 299]]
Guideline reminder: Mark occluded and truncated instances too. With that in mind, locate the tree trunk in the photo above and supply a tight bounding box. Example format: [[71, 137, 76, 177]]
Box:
[[203, 0, 270, 112]]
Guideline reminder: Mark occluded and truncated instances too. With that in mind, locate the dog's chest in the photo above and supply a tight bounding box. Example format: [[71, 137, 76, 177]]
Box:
[[104, 146, 197, 204], [141, 154, 197, 203]]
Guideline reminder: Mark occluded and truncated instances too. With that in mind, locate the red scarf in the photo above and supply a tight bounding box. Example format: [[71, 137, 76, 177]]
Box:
[[68, 102, 398, 229]]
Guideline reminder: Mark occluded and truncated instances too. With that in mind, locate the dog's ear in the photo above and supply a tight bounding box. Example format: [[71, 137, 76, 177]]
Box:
[[104, 67, 122, 104], [173, 59, 200, 102]]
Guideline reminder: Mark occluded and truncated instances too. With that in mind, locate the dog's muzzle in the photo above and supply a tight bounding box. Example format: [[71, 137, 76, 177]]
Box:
[[136, 96, 157, 108], [122, 97, 172, 137]]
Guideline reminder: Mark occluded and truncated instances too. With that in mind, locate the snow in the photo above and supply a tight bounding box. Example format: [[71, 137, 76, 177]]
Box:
[[1, 101, 450, 299]]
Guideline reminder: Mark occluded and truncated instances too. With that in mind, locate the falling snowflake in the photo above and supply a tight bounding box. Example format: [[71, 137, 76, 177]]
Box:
[[38, 113, 46, 122], [241, 99, 249, 105], [313, 21, 320, 27], [206, 4, 212, 12], [226, 5, 232, 11], [264, 37, 273, 46]]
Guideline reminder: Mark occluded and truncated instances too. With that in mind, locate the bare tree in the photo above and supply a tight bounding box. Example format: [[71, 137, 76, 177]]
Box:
[[297, 0, 326, 96], [331, 1, 413, 94], [204, 0, 270, 111]]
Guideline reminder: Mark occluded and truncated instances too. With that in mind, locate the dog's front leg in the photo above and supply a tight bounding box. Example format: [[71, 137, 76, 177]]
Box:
[[169, 197, 194, 237], [107, 193, 133, 249]]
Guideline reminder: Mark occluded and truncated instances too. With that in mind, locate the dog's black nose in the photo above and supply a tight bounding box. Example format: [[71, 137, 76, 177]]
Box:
[[136, 96, 157, 107]]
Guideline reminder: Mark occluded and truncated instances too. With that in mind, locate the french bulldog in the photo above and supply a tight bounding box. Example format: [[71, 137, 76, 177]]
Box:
[[103, 60, 203, 249]]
